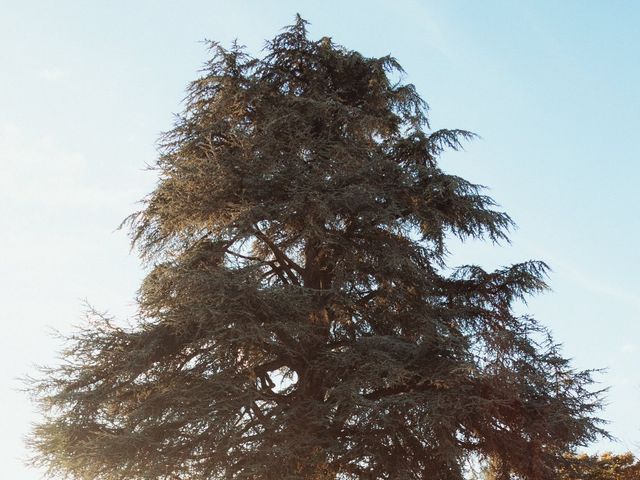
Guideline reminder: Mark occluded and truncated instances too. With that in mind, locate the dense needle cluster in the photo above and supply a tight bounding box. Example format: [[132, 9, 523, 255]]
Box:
[[28, 16, 605, 480]]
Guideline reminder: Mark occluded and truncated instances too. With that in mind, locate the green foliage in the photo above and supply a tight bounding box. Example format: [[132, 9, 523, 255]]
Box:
[[27, 16, 606, 480]]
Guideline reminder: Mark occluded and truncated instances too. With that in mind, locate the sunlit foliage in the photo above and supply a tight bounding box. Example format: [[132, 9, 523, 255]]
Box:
[[559, 452, 640, 480]]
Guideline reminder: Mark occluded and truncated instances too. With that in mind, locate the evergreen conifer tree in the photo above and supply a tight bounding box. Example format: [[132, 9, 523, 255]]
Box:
[[28, 16, 605, 480]]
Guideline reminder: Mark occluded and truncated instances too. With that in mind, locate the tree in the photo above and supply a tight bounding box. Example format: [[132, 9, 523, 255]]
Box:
[[28, 16, 606, 480], [480, 452, 640, 480], [558, 452, 640, 480]]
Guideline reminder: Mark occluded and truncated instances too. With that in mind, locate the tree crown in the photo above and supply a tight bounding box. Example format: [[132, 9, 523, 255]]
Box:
[[28, 16, 605, 480]]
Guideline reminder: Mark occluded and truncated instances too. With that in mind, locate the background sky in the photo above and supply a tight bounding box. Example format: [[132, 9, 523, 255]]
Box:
[[2, 1, 639, 478]]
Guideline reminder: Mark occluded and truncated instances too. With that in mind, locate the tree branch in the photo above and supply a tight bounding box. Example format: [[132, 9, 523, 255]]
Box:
[[253, 225, 303, 285]]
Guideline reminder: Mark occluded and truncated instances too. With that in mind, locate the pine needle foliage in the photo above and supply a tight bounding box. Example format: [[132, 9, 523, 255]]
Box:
[[28, 16, 605, 480]]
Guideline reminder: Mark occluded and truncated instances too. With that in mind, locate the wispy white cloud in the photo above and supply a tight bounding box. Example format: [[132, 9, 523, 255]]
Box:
[[522, 240, 640, 314], [0, 123, 131, 209], [38, 66, 66, 81]]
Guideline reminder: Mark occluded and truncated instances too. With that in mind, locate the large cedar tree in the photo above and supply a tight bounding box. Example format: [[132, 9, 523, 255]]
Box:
[[29, 16, 605, 480]]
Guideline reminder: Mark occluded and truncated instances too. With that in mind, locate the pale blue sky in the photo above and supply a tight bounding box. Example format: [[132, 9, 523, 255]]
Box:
[[2, 1, 639, 478]]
